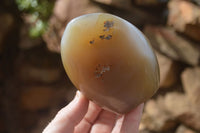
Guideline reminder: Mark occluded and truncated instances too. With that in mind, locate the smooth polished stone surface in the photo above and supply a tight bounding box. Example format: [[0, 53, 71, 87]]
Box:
[[61, 13, 160, 114]]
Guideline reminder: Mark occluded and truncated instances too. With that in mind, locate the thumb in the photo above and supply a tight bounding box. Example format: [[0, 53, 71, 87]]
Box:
[[43, 91, 89, 133]]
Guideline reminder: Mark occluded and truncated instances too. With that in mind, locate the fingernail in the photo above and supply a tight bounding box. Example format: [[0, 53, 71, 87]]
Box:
[[74, 90, 80, 99], [76, 90, 81, 97], [75, 90, 84, 101]]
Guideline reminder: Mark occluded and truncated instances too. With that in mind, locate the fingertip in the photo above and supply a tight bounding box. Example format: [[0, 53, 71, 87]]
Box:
[[120, 103, 144, 133], [126, 103, 144, 121], [76, 90, 88, 103], [133, 103, 144, 114]]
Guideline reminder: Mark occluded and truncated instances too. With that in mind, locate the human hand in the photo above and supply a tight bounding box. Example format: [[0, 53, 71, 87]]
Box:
[[43, 91, 144, 133]]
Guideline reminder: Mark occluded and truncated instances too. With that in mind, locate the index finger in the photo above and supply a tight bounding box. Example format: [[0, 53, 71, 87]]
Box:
[[120, 103, 144, 133]]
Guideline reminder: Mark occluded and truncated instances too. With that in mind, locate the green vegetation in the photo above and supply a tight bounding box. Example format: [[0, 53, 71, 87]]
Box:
[[16, 0, 54, 38]]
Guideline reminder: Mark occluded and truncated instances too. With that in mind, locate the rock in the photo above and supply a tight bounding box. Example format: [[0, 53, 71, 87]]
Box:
[[53, 0, 71, 23], [19, 84, 75, 132], [53, 0, 104, 23], [26, 87, 75, 133], [164, 92, 200, 131], [139, 129, 153, 133], [176, 125, 197, 133], [20, 86, 55, 111], [43, 0, 104, 53], [168, 0, 200, 42], [18, 64, 62, 84], [156, 51, 180, 88], [141, 98, 177, 132], [164, 92, 190, 116], [181, 67, 200, 110], [93, 1, 162, 27], [94, 0, 166, 27], [144, 25, 200, 66], [178, 112, 200, 131], [133, 0, 167, 6], [44, 0, 162, 53], [0, 13, 14, 53], [16, 45, 63, 84], [92, 0, 132, 9], [141, 91, 200, 132]]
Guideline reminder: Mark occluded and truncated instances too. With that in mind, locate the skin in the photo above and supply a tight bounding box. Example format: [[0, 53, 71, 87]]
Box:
[[43, 91, 144, 133]]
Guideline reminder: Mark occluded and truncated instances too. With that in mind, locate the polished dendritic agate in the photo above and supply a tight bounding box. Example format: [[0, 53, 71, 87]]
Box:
[[61, 13, 160, 114]]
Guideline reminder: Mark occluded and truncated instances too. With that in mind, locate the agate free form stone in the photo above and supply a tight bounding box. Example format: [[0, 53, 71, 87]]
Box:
[[61, 13, 160, 114]]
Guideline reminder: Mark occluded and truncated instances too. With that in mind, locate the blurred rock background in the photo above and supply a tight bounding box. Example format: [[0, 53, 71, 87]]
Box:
[[0, 0, 200, 133]]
